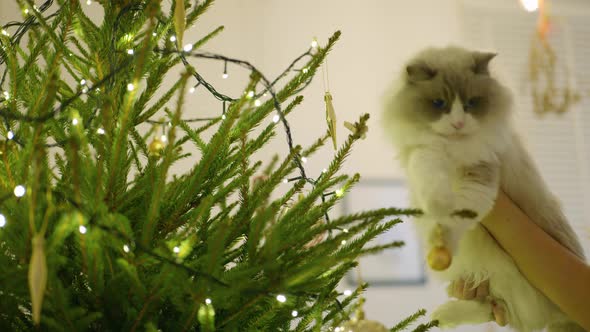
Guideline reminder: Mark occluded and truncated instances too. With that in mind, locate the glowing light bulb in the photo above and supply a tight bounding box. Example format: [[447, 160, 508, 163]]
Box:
[[97, 128, 105, 135], [72, 118, 79, 126], [272, 115, 280, 123], [1, 30, 8, 36], [127, 49, 134, 55], [291, 310, 298, 317], [254, 99, 261, 107], [189, 86, 196, 94], [276, 294, 287, 303], [519, 0, 539, 12], [123, 244, 130, 253], [311, 39, 318, 48], [341, 240, 347, 245], [7, 131, 14, 140], [3, 91, 9, 99], [0, 214, 6, 227], [282, 179, 288, 184], [183, 43, 193, 52], [343, 228, 349, 233], [247, 90, 254, 98], [173, 246, 180, 253], [221, 114, 226, 120], [79, 225, 87, 234], [86, 0, 92, 5], [335, 188, 344, 197], [127, 83, 135, 91], [80, 79, 86, 85], [222, 72, 229, 79], [24, 8, 30, 15], [14, 185, 25, 197], [169, 35, 176, 42], [302, 67, 309, 74], [322, 168, 327, 173], [160, 135, 167, 142], [82, 87, 88, 94], [152, 32, 157, 37], [343, 289, 353, 296], [301, 157, 308, 163], [205, 298, 212, 305]]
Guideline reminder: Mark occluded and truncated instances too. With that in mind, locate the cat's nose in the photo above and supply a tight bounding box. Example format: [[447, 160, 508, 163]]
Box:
[[452, 121, 464, 130]]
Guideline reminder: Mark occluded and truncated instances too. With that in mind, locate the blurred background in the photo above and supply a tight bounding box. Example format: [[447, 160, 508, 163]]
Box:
[[2, 0, 589, 330]]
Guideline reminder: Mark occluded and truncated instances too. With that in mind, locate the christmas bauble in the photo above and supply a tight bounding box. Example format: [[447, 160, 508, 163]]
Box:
[[341, 319, 389, 332], [148, 138, 165, 157], [427, 246, 452, 271]]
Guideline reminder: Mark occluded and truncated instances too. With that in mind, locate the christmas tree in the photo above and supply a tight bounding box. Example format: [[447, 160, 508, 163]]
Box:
[[0, 0, 435, 330]]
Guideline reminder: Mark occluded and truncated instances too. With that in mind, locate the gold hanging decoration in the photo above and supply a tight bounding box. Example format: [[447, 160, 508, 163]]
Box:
[[321, 50, 338, 150], [173, 0, 185, 49], [29, 233, 47, 325], [325, 92, 337, 150], [426, 224, 452, 271], [528, 0, 581, 115]]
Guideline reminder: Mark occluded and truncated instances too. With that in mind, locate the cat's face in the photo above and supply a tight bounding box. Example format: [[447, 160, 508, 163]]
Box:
[[393, 47, 511, 139]]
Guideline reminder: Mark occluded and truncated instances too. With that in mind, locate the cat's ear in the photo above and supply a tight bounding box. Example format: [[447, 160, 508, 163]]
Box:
[[472, 52, 497, 75], [406, 62, 437, 82]]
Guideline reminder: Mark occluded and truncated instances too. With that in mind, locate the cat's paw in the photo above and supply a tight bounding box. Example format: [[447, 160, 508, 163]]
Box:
[[491, 299, 509, 327], [446, 278, 489, 301], [431, 300, 494, 328]]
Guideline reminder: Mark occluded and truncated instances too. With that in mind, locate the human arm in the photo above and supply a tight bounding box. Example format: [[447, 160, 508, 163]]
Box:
[[481, 190, 590, 330]]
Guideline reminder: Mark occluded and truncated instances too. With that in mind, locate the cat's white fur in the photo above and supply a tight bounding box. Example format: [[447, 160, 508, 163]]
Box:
[[383, 46, 585, 332]]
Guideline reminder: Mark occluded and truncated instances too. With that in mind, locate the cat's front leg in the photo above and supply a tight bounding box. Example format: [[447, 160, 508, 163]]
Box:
[[449, 161, 500, 226], [407, 148, 455, 216]]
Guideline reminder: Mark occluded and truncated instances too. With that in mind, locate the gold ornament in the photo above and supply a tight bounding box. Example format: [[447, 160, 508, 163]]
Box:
[[148, 137, 165, 157], [173, 0, 185, 49], [325, 92, 337, 150], [198, 303, 215, 332], [340, 297, 389, 332], [528, 2, 581, 115], [28, 234, 47, 325], [304, 216, 327, 249], [426, 223, 452, 271], [342, 319, 389, 332], [427, 246, 452, 271]]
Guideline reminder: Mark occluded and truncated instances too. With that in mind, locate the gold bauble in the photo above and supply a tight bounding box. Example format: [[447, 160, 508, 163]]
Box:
[[148, 138, 165, 157], [341, 319, 389, 332], [427, 246, 452, 271]]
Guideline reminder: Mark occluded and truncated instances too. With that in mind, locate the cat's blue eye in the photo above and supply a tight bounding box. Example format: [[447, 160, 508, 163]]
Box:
[[432, 99, 446, 109], [465, 98, 479, 109]]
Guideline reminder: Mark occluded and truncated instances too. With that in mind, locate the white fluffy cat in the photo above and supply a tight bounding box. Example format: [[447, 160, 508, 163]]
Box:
[[383, 46, 585, 332]]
